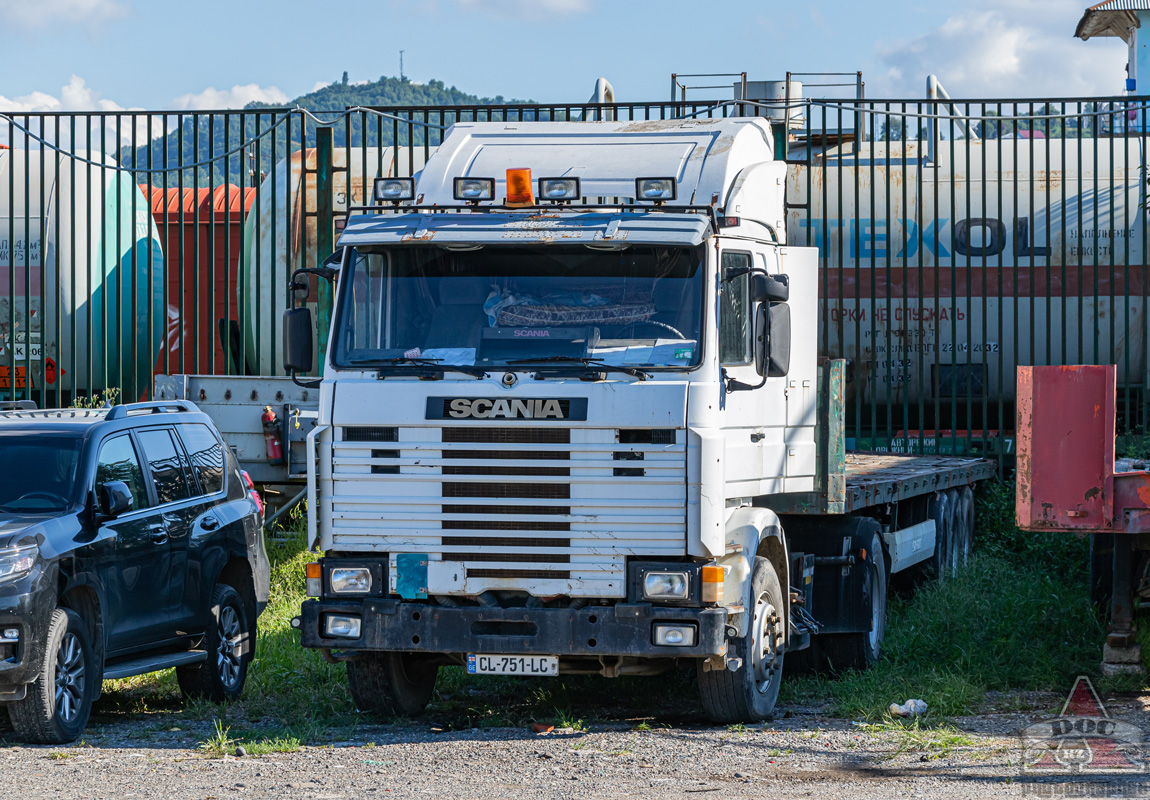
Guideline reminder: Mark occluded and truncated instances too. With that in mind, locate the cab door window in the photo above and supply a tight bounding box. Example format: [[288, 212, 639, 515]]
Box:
[[95, 435, 149, 511], [719, 251, 753, 365], [136, 428, 193, 506]]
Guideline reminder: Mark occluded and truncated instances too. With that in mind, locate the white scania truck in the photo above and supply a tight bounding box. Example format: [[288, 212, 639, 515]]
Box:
[[285, 118, 994, 722]]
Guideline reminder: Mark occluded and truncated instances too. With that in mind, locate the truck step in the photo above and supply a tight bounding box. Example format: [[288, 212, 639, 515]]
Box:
[[103, 650, 208, 680]]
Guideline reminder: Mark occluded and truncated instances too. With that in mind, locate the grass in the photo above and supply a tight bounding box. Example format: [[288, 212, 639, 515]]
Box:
[[98, 505, 357, 739], [781, 480, 1129, 719], [91, 481, 1148, 738], [198, 719, 237, 757], [858, 719, 977, 760]]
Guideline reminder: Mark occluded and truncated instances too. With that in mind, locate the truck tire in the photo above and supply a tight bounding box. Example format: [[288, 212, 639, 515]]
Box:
[[9, 608, 95, 744], [697, 556, 785, 723], [347, 653, 439, 718], [820, 530, 888, 673], [177, 584, 252, 702]]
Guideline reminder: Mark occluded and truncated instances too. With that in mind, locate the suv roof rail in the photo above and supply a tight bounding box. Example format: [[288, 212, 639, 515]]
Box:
[[105, 400, 201, 421], [0, 400, 36, 410]]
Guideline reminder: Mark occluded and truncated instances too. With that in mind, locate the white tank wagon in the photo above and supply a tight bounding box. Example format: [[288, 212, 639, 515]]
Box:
[[0, 147, 164, 400], [238, 146, 428, 375], [787, 137, 1146, 448]]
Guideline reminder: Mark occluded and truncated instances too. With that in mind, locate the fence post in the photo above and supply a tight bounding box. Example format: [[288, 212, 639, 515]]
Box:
[[315, 126, 334, 372]]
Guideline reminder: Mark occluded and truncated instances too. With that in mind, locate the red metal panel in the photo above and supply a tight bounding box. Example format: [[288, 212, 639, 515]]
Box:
[[1016, 365, 1115, 531], [138, 185, 257, 376]]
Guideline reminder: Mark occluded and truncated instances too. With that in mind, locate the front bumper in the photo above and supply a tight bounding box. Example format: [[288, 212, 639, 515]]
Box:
[[299, 599, 729, 659], [0, 575, 55, 692]]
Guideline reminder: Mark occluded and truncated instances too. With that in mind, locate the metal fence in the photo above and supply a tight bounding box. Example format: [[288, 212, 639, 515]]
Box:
[[1, 96, 1145, 462]]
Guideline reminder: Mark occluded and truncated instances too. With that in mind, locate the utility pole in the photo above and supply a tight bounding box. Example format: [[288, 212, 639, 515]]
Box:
[[400, 50, 405, 81]]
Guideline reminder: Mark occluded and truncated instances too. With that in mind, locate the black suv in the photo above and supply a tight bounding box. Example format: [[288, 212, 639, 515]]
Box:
[[0, 400, 269, 743]]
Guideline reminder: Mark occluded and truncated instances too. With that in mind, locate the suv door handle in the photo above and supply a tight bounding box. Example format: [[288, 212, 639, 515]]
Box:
[[148, 524, 169, 545], [200, 515, 221, 532]]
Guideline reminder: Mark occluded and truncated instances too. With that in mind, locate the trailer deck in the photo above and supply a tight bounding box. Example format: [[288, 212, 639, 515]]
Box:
[[763, 361, 997, 515]]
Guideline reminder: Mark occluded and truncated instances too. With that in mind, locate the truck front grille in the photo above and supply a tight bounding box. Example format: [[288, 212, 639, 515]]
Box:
[[328, 425, 687, 597]]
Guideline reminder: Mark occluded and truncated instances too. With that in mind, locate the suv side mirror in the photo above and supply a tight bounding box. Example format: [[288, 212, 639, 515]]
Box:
[[283, 307, 314, 374], [98, 481, 134, 518]]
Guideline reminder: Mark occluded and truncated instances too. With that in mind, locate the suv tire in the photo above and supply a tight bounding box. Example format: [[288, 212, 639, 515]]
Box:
[[347, 653, 439, 718], [177, 584, 251, 702], [9, 608, 95, 744]]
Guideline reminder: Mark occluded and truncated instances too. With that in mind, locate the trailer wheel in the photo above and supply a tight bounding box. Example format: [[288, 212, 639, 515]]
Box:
[[346, 653, 439, 718], [697, 556, 785, 723], [821, 530, 888, 673], [954, 487, 974, 570], [1090, 532, 1114, 612], [925, 492, 952, 580]]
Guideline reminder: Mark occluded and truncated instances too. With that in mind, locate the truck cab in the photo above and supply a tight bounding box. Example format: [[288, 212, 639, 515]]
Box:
[[289, 118, 825, 722]]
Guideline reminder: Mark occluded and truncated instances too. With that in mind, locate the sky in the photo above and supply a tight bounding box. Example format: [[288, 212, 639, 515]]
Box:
[[0, 0, 1132, 115]]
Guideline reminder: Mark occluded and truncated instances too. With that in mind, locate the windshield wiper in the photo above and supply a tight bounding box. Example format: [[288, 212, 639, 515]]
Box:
[[348, 356, 488, 378], [506, 356, 650, 380]]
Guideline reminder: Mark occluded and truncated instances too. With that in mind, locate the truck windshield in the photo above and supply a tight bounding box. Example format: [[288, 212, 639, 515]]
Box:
[[0, 433, 82, 513], [332, 244, 704, 370]]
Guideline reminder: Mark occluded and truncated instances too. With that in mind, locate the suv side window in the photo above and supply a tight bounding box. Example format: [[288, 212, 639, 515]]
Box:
[[175, 423, 225, 496], [719, 251, 752, 365], [95, 435, 149, 511], [137, 428, 193, 505]]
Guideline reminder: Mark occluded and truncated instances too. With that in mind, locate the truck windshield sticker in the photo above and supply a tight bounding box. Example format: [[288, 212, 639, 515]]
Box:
[[426, 397, 589, 421]]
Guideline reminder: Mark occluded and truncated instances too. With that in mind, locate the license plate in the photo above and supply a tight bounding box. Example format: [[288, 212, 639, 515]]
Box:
[[467, 654, 558, 676]]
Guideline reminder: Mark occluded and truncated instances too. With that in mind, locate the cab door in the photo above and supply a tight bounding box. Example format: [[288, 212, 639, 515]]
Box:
[[717, 248, 766, 495], [95, 434, 173, 653]]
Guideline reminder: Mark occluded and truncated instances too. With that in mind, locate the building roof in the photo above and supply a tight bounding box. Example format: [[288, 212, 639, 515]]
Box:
[[1075, 1, 1150, 42]]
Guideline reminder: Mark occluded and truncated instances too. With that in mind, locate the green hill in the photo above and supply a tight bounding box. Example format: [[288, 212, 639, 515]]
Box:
[[126, 75, 534, 186]]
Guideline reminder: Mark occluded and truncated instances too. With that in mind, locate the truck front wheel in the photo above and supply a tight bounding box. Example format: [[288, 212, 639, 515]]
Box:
[[697, 556, 785, 723], [346, 652, 439, 718]]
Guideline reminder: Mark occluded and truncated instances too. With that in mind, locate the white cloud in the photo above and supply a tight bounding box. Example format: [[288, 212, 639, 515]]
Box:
[[451, 0, 591, 19], [0, 76, 160, 150], [0, 75, 125, 113], [0, 0, 127, 29], [171, 83, 290, 111], [874, 0, 1128, 98]]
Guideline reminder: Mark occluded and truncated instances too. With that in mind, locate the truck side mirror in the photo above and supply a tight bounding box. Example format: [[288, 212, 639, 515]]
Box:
[[754, 305, 769, 377], [766, 302, 791, 377], [750, 273, 789, 303], [283, 307, 315, 374], [97, 481, 134, 518]]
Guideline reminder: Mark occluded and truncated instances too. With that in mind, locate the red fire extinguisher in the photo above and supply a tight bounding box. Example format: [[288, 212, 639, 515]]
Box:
[[262, 406, 284, 465]]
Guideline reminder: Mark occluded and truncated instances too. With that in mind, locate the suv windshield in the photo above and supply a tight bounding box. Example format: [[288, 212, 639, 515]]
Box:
[[0, 432, 83, 513], [332, 244, 704, 371]]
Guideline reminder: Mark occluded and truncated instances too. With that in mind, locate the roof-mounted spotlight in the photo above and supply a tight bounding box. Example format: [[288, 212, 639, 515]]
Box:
[[453, 177, 495, 206], [374, 177, 415, 206], [538, 177, 580, 204], [635, 177, 677, 205]]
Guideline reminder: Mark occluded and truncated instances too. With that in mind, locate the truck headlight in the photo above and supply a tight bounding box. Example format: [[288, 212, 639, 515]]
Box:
[[0, 544, 37, 585], [643, 571, 690, 601], [330, 567, 372, 595], [323, 614, 362, 638]]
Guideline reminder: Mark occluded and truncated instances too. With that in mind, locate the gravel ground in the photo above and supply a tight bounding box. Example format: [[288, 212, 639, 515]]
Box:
[[4, 692, 1150, 799]]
